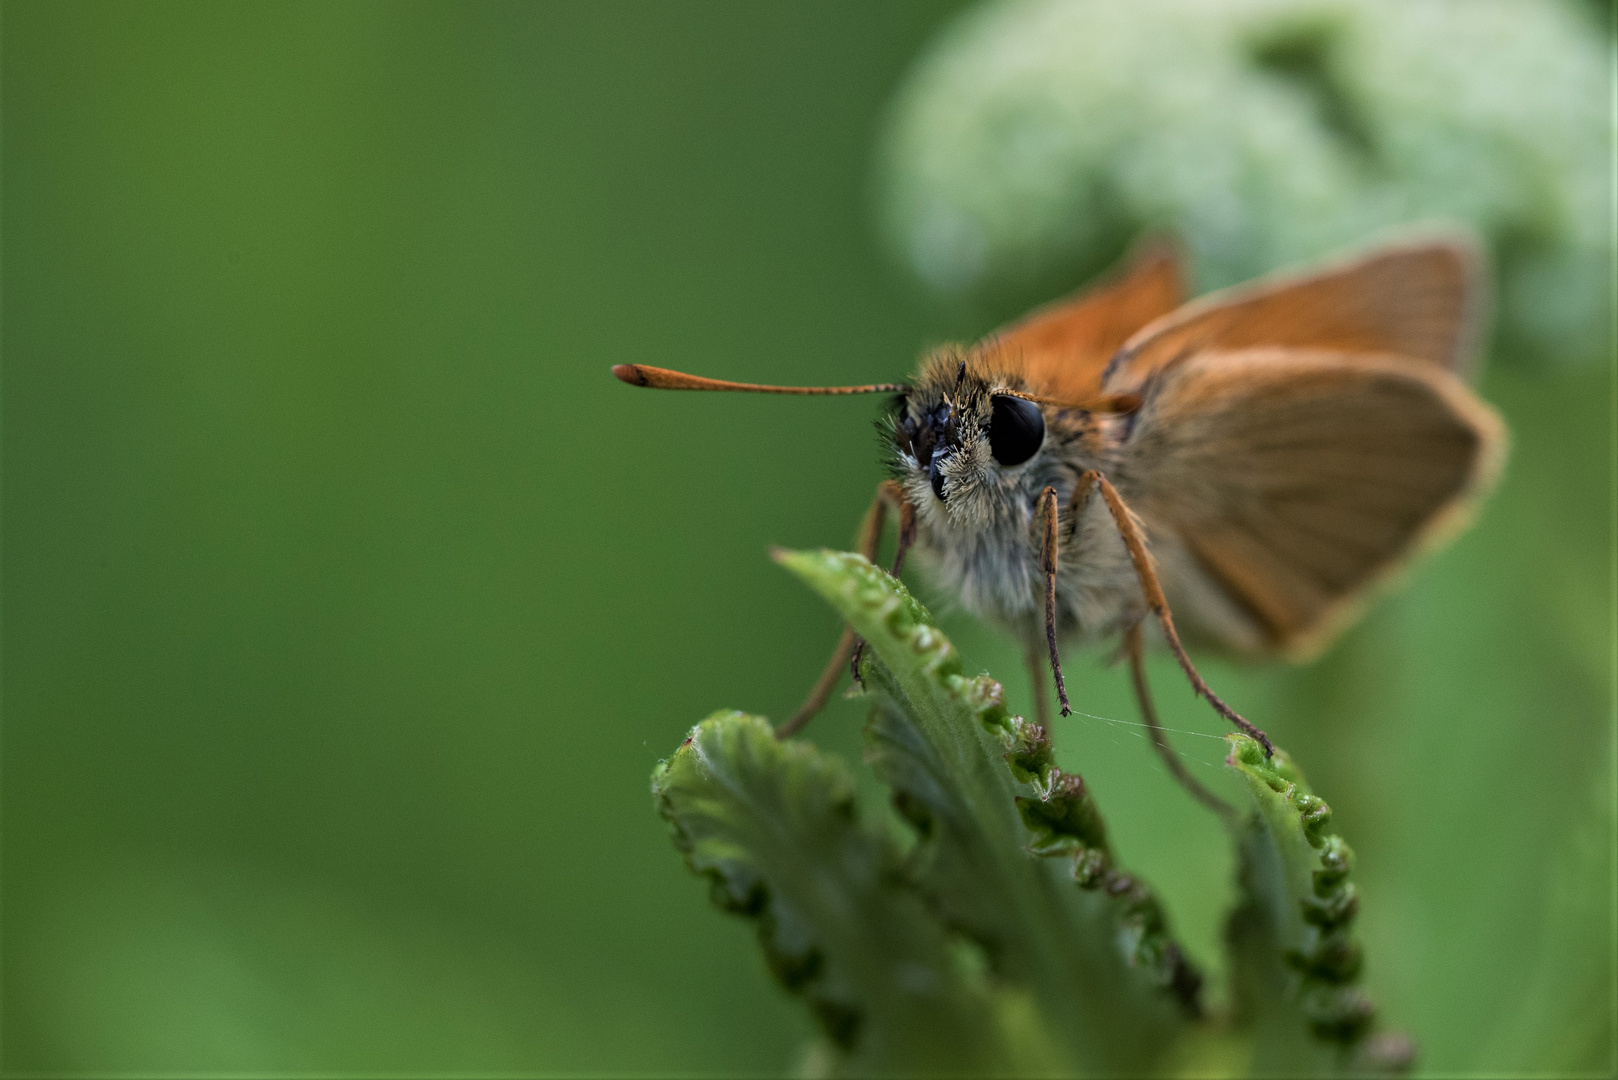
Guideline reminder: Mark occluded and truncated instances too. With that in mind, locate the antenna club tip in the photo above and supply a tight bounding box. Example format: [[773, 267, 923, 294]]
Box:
[[612, 364, 649, 386]]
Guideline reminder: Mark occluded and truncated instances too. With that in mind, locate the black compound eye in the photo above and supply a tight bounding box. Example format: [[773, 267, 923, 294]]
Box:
[[988, 395, 1045, 466]]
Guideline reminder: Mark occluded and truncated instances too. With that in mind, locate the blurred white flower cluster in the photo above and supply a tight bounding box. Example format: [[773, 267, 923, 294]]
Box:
[[877, 0, 1610, 368]]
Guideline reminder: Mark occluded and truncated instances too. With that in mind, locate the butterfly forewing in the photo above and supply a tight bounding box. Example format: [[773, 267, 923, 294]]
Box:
[[981, 238, 1184, 402], [1125, 348, 1506, 660], [1106, 236, 1485, 396]]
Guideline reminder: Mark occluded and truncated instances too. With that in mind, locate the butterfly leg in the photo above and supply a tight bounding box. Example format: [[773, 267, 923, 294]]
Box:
[[777, 480, 910, 738], [1124, 622, 1239, 823], [1035, 486, 1071, 717], [1092, 473, 1277, 757], [1031, 471, 1116, 722]]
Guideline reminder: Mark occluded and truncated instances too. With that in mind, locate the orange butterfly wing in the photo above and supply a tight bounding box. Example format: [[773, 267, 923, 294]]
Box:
[[1124, 347, 1505, 660], [980, 238, 1185, 402], [1106, 235, 1485, 397], [1109, 234, 1500, 659]]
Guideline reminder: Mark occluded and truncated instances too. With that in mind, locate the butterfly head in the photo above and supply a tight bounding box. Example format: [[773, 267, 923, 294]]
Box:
[[888, 349, 1049, 530]]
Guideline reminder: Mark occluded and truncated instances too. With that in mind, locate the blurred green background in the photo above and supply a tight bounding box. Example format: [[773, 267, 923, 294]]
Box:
[[3, 2, 1612, 1076]]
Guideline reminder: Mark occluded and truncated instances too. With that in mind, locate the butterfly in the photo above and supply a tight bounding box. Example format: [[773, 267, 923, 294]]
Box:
[[614, 230, 1506, 808]]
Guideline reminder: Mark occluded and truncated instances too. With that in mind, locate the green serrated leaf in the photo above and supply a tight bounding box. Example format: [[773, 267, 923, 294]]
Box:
[[1225, 734, 1413, 1077], [774, 548, 1200, 1075], [652, 709, 1048, 1077]]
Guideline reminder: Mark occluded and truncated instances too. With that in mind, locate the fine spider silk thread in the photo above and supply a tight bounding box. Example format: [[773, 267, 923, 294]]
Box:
[[1063, 708, 1233, 772]]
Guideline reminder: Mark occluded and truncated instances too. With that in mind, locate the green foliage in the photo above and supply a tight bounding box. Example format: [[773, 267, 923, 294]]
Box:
[[652, 711, 1033, 1076], [1225, 736, 1410, 1076], [877, 0, 1610, 371], [654, 551, 1410, 1075], [785, 549, 1197, 1073]]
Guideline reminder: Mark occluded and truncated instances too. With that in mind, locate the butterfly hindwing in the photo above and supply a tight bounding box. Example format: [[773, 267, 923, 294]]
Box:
[[1124, 347, 1506, 659]]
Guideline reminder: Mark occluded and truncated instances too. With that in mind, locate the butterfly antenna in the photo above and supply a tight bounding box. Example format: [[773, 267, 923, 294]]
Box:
[[613, 364, 908, 396]]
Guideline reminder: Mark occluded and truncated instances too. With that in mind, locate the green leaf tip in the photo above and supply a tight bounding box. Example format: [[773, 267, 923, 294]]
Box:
[[653, 710, 860, 918], [772, 548, 962, 687], [777, 547, 1203, 1069], [1225, 733, 1410, 1073], [652, 708, 1032, 1074]]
